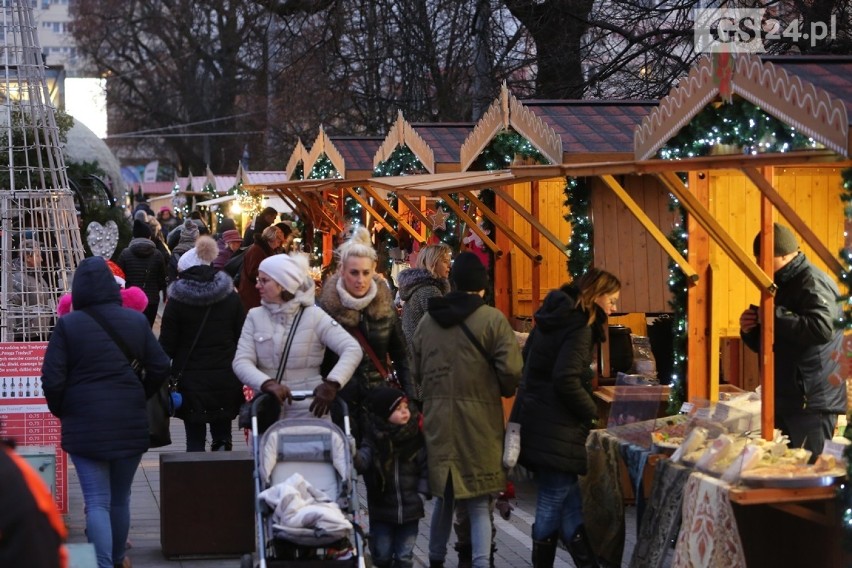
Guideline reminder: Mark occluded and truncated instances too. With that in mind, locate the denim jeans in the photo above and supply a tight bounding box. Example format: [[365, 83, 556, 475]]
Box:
[[532, 467, 583, 543], [369, 519, 419, 568], [70, 453, 142, 568], [429, 476, 492, 568], [184, 419, 233, 452]]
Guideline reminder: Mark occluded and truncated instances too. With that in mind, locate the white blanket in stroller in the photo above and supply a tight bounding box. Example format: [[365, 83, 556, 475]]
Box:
[[259, 472, 352, 542]]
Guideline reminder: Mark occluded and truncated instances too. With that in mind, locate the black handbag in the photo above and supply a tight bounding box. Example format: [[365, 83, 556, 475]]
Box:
[[169, 306, 212, 417], [83, 308, 172, 448], [238, 307, 304, 430]]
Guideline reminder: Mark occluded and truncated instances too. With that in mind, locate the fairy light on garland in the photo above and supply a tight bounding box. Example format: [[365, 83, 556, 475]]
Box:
[[170, 178, 189, 218], [200, 180, 224, 224], [372, 146, 427, 275], [660, 97, 818, 411], [563, 177, 592, 278], [233, 180, 263, 219], [835, 167, 852, 549]]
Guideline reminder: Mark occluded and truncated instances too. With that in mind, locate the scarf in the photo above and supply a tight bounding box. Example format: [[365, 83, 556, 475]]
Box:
[[335, 275, 378, 311]]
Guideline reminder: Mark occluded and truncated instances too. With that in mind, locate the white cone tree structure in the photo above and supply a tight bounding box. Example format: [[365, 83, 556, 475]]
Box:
[[1, 1, 84, 342]]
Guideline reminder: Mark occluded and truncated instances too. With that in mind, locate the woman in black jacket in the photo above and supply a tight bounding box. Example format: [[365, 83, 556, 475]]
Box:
[[518, 268, 620, 568], [159, 236, 246, 451], [41, 256, 170, 568]]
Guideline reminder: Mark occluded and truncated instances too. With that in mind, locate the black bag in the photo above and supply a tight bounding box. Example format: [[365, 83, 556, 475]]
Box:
[[148, 382, 173, 447], [83, 308, 172, 448], [223, 247, 247, 285]]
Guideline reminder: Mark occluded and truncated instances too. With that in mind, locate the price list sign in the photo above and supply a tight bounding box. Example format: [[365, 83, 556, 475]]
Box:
[[0, 342, 68, 513]]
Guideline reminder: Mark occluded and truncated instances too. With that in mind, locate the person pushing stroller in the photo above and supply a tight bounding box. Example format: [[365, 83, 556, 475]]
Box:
[[354, 387, 428, 568]]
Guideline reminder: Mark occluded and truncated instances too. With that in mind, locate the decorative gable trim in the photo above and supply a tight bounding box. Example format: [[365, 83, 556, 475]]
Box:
[[460, 83, 562, 171], [306, 126, 345, 178], [373, 111, 436, 173], [635, 54, 849, 160], [285, 138, 310, 180]]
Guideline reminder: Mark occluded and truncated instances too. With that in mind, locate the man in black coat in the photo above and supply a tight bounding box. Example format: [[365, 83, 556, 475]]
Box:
[[740, 223, 846, 458]]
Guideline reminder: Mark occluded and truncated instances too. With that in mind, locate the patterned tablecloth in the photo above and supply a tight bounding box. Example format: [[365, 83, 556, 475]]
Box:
[[672, 472, 746, 568]]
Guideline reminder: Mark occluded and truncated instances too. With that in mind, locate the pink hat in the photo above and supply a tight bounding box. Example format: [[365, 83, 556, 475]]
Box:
[[222, 229, 242, 244]]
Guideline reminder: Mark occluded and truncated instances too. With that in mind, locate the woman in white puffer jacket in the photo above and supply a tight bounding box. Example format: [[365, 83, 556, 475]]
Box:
[[233, 253, 361, 420]]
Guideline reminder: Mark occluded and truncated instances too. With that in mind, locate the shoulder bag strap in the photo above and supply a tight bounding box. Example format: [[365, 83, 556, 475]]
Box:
[[349, 325, 389, 379], [274, 306, 304, 384], [83, 308, 137, 365], [171, 306, 212, 386], [458, 320, 494, 368]]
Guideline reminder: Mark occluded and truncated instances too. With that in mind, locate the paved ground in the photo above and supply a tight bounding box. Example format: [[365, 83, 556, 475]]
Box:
[[65, 420, 638, 568]]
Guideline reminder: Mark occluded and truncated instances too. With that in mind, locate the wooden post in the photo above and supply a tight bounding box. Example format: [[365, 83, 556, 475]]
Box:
[[686, 170, 711, 403], [493, 192, 512, 318], [759, 168, 776, 441], [531, 180, 541, 315]]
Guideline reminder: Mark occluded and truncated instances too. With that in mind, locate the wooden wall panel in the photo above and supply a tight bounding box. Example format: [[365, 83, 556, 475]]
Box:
[[591, 175, 677, 314], [710, 166, 845, 338], [505, 178, 572, 317]]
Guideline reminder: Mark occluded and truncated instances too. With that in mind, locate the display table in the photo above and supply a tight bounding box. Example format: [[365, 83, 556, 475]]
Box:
[[627, 457, 844, 568], [583, 420, 846, 568]]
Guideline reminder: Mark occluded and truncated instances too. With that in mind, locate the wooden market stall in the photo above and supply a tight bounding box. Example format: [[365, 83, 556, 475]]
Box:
[[566, 53, 850, 568]]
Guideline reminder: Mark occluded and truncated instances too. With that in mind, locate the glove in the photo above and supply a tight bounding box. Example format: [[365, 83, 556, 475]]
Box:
[[310, 380, 340, 417], [260, 380, 292, 405]]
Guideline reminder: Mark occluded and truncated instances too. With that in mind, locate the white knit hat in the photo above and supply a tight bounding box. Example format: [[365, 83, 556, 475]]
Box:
[[177, 235, 218, 272], [259, 254, 309, 294]]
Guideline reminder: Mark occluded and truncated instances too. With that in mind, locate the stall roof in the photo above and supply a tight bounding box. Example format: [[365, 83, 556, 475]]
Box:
[[522, 99, 658, 158], [768, 55, 852, 122], [634, 53, 851, 160]]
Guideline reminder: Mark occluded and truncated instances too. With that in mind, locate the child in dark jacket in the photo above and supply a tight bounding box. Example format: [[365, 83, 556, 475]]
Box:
[[355, 387, 428, 568]]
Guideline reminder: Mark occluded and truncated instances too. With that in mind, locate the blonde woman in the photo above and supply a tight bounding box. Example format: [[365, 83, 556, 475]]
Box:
[[319, 226, 414, 441], [397, 243, 452, 344]]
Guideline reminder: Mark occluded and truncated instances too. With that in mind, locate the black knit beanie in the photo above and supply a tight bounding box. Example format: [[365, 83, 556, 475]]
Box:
[[132, 219, 152, 239], [450, 251, 488, 292], [366, 387, 407, 421]]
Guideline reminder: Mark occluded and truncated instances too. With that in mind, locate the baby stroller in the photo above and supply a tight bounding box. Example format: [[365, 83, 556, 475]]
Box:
[[240, 392, 367, 568]]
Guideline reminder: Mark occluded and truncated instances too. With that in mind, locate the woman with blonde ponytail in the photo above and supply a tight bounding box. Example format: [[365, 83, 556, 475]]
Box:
[[319, 226, 415, 442]]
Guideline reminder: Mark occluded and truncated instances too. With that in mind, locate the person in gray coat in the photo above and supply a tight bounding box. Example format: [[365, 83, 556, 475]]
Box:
[[410, 252, 522, 568]]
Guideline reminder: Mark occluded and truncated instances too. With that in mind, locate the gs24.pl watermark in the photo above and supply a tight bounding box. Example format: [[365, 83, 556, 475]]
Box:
[[694, 8, 837, 53]]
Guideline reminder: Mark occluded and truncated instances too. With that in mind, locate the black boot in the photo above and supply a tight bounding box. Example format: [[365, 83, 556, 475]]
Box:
[[565, 525, 600, 568], [455, 543, 472, 568], [531, 534, 557, 568], [428, 562, 444, 568]]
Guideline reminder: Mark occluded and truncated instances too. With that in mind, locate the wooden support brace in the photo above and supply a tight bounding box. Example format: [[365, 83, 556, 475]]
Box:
[[361, 185, 426, 244], [741, 167, 845, 277], [491, 186, 568, 257], [460, 190, 542, 262], [658, 171, 775, 294], [397, 195, 433, 232], [344, 188, 397, 237], [440, 196, 502, 257], [600, 174, 699, 284]]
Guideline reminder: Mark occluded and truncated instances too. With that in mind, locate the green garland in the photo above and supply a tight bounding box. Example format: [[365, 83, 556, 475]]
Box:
[[563, 177, 592, 279], [838, 167, 852, 552]]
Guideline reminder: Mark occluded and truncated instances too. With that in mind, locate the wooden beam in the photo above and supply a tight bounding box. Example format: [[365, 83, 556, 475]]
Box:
[[344, 188, 397, 237], [397, 195, 433, 234], [461, 190, 542, 262], [600, 174, 699, 285], [360, 185, 426, 244], [759, 200, 776, 442], [686, 170, 711, 403], [741, 166, 845, 277], [440, 196, 502, 257], [658, 171, 775, 294], [491, 185, 568, 257]]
